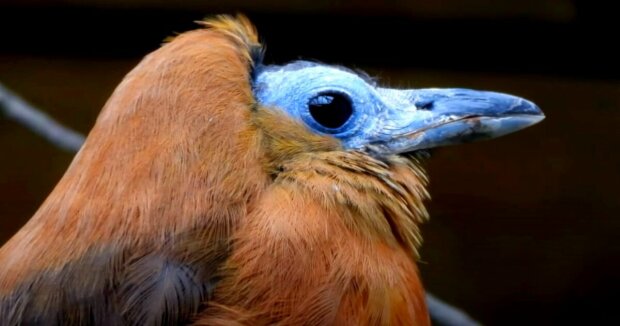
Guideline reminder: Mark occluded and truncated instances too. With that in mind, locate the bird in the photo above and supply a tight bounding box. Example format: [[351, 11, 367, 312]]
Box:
[[0, 15, 543, 325]]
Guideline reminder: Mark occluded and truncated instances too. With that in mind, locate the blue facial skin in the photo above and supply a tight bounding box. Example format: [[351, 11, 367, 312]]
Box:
[[253, 61, 544, 154]]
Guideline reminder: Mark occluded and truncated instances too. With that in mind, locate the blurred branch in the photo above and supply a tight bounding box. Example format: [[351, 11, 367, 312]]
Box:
[[0, 81, 480, 326], [427, 293, 481, 326], [0, 82, 85, 152]]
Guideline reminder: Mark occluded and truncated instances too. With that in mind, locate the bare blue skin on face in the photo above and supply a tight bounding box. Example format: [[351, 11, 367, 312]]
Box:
[[253, 61, 544, 154]]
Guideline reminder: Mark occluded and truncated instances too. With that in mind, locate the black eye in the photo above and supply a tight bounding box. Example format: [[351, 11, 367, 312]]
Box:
[[308, 92, 353, 130]]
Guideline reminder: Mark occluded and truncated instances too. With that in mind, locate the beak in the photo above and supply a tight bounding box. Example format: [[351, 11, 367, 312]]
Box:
[[363, 88, 545, 154]]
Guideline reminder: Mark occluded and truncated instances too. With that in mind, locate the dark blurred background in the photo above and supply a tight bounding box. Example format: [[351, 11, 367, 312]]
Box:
[[0, 0, 618, 324]]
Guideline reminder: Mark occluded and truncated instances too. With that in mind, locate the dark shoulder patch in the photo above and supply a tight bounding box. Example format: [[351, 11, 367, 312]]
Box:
[[118, 253, 206, 325], [0, 229, 228, 325]]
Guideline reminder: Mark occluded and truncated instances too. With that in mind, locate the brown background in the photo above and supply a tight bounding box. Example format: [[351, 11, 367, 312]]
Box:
[[1, 1, 618, 324]]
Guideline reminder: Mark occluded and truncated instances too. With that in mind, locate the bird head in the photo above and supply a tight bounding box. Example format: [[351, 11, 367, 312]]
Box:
[[195, 25, 539, 263], [200, 15, 544, 256], [254, 60, 544, 157]]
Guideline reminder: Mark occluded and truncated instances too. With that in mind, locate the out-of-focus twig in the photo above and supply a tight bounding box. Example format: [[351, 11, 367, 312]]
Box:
[[0, 81, 481, 326], [427, 293, 481, 326], [0, 82, 85, 152]]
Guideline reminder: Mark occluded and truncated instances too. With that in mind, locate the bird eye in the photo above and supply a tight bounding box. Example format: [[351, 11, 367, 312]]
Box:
[[307, 92, 353, 131]]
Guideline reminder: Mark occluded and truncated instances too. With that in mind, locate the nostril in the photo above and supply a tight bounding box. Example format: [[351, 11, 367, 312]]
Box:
[[415, 99, 434, 110]]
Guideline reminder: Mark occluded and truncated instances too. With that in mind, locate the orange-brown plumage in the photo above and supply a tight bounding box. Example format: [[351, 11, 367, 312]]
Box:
[[0, 14, 543, 325], [198, 107, 430, 324], [0, 16, 272, 324]]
